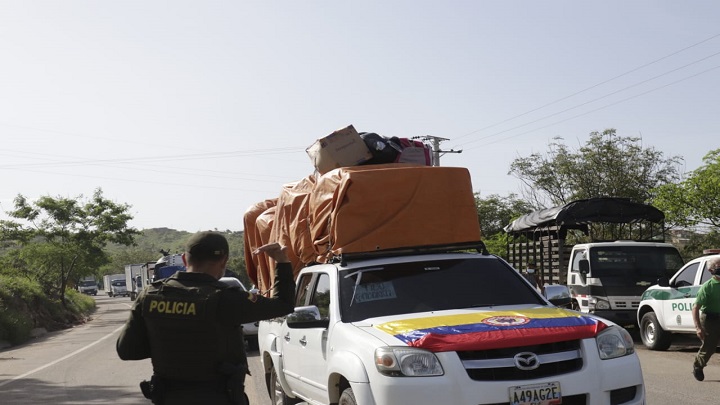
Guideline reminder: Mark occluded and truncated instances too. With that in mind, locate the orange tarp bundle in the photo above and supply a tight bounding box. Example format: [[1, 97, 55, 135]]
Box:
[[243, 199, 276, 294], [310, 165, 481, 258], [269, 175, 317, 273], [243, 165, 482, 293]]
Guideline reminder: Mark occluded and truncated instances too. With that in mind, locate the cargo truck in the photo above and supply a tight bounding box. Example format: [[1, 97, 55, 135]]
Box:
[[504, 197, 685, 327], [124, 263, 146, 301], [103, 273, 128, 297]]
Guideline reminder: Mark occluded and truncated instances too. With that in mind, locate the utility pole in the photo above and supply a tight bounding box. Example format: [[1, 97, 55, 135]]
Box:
[[413, 135, 462, 166]]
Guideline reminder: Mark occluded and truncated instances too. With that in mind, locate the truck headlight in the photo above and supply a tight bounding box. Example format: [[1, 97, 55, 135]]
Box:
[[375, 347, 443, 377], [596, 326, 635, 359], [589, 297, 610, 311]]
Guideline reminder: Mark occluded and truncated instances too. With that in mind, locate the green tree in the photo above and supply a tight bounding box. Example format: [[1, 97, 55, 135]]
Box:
[[0, 189, 139, 306], [653, 149, 720, 230], [476, 193, 535, 237], [475, 193, 534, 256], [509, 129, 682, 207]]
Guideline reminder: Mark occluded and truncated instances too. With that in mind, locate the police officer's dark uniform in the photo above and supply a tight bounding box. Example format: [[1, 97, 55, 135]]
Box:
[[116, 232, 295, 404]]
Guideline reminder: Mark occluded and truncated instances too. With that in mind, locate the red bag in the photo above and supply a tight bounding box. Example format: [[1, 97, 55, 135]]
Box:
[[393, 137, 432, 166]]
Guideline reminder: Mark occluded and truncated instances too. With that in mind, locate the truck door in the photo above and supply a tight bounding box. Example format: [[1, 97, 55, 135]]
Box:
[[281, 273, 331, 401], [568, 249, 589, 311], [300, 273, 332, 403], [661, 262, 700, 332]]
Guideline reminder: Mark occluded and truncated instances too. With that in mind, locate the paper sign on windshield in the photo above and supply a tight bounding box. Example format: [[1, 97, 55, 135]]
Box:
[[354, 282, 397, 303]]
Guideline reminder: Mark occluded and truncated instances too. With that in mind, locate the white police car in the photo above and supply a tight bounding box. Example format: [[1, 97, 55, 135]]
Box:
[[637, 250, 720, 350]]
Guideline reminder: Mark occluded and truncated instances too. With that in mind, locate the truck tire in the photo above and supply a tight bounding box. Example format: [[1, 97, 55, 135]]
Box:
[[339, 388, 357, 405], [640, 312, 672, 351], [270, 366, 300, 405], [108, 292, 113, 297]]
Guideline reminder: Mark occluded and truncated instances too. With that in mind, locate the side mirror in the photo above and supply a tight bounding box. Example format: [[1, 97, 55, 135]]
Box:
[[543, 284, 572, 308], [286, 305, 329, 329], [657, 277, 670, 288]]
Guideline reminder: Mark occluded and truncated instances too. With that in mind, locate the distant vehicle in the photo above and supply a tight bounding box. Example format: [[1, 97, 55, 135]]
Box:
[[218, 276, 259, 351], [103, 273, 128, 297], [124, 263, 145, 301], [637, 251, 720, 350], [77, 279, 98, 296]]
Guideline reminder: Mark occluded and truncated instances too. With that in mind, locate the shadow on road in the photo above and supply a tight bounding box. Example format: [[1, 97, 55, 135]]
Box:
[[0, 378, 146, 404]]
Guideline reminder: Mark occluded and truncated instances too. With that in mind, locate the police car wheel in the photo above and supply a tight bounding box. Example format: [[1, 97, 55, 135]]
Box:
[[270, 366, 300, 405], [640, 312, 672, 351], [339, 387, 356, 405]]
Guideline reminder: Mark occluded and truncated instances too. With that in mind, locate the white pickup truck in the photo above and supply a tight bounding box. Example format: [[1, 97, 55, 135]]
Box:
[[258, 244, 645, 405]]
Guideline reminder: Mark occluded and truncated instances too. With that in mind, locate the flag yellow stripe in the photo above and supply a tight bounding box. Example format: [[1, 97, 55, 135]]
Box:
[[375, 308, 579, 335]]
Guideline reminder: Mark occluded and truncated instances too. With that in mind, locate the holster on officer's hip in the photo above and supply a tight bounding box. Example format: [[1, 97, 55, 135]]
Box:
[[219, 362, 249, 405]]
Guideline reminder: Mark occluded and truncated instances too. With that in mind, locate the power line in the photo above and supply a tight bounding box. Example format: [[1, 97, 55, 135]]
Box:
[[459, 50, 720, 148], [0, 146, 305, 170], [464, 63, 720, 151], [453, 32, 720, 144]]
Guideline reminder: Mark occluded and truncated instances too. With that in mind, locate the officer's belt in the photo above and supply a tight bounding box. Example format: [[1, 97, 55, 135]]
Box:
[[704, 312, 720, 320]]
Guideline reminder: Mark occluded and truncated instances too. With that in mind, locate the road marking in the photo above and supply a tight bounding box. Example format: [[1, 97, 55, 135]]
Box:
[[0, 324, 125, 388]]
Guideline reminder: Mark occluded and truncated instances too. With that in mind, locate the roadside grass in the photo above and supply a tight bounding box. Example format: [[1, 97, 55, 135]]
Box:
[[0, 274, 96, 346]]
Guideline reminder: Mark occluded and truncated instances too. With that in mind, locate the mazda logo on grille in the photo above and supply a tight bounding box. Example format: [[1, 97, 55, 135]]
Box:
[[514, 352, 540, 370]]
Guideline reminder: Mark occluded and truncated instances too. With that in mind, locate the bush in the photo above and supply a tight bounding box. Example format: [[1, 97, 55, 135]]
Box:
[[0, 274, 96, 346], [65, 289, 96, 314], [0, 305, 33, 345]]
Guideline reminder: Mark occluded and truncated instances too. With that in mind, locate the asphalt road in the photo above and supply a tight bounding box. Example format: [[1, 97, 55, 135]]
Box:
[[0, 295, 717, 404]]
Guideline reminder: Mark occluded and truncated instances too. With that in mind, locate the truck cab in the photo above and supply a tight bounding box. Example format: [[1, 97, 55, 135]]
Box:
[[567, 241, 684, 326], [110, 279, 128, 297], [77, 279, 98, 296], [505, 197, 683, 327]]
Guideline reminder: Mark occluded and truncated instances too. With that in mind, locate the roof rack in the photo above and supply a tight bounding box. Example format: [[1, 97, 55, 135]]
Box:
[[335, 241, 488, 266]]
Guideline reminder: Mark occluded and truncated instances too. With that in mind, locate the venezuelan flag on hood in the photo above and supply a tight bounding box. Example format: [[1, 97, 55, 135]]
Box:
[[374, 308, 607, 352]]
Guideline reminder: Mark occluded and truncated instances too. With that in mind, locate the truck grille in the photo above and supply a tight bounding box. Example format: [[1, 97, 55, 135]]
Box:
[[458, 340, 583, 381], [611, 299, 640, 309]]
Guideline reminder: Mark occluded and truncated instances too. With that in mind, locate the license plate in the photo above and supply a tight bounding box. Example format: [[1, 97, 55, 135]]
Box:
[[509, 382, 561, 405]]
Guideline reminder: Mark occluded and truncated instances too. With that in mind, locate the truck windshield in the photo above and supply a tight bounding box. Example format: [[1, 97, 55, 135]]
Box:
[[589, 246, 684, 281], [111, 280, 126, 287], [338, 258, 544, 322], [79, 281, 96, 287]]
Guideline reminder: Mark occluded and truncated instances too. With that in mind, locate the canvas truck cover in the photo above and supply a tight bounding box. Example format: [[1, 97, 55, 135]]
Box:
[[503, 197, 665, 235], [244, 165, 482, 291]]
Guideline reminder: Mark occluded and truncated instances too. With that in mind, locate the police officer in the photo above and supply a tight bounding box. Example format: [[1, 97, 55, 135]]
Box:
[[116, 231, 295, 404], [691, 257, 720, 381]]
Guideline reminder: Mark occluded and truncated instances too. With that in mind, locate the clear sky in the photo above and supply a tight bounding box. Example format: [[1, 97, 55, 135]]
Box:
[[1, 1, 718, 232]]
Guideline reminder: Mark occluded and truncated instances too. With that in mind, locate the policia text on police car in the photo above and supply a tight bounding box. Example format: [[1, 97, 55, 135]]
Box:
[[116, 232, 296, 404]]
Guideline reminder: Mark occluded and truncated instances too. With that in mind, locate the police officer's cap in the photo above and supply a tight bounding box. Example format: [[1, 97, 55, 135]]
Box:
[[185, 231, 229, 261]]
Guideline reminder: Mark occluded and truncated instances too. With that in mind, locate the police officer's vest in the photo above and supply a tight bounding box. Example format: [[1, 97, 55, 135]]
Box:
[[142, 277, 247, 381]]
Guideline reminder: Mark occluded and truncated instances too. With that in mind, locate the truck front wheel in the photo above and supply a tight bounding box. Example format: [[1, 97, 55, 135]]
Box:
[[339, 388, 356, 405], [270, 366, 300, 405], [640, 312, 672, 351]]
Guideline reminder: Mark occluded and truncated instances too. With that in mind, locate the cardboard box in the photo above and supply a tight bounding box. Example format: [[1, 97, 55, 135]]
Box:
[[306, 125, 372, 174]]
